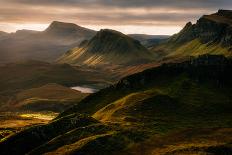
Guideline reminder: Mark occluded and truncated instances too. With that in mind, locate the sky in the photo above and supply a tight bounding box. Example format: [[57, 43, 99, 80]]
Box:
[[0, 0, 231, 35]]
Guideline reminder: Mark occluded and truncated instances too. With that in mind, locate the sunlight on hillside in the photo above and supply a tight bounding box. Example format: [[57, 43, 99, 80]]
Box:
[[20, 112, 58, 121]]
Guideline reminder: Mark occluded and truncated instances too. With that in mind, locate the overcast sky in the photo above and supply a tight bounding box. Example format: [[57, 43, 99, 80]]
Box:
[[0, 0, 231, 35]]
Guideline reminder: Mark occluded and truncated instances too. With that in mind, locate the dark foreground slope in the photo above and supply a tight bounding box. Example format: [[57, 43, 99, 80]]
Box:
[[1, 55, 232, 155], [152, 10, 232, 59]]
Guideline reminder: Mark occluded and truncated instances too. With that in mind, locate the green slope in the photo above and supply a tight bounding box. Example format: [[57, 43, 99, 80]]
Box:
[[2, 83, 88, 112], [58, 29, 155, 66], [152, 10, 232, 60], [1, 55, 232, 155], [0, 60, 112, 111]]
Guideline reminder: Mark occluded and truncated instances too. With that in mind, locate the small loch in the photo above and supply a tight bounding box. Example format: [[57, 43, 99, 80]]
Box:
[[71, 86, 98, 93]]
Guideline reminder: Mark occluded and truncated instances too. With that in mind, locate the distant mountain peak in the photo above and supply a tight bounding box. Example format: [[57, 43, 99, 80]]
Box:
[[87, 29, 144, 54], [98, 29, 125, 35], [44, 21, 96, 36], [0, 21, 96, 63], [94, 29, 129, 41], [45, 21, 82, 33], [48, 21, 80, 29]]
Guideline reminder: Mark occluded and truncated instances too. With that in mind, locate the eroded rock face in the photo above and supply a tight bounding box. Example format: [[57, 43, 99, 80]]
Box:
[[217, 10, 232, 19], [194, 17, 225, 43], [170, 10, 232, 47]]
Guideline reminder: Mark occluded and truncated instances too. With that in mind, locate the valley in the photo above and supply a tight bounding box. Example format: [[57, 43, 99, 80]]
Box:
[[0, 8, 231, 155], [1, 54, 232, 155]]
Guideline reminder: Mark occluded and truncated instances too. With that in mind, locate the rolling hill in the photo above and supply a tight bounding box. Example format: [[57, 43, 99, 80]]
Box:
[[1, 83, 88, 112], [1, 55, 231, 155], [152, 10, 232, 60], [0, 21, 96, 63], [0, 60, 113, 112], [58, 29, 155, 66]]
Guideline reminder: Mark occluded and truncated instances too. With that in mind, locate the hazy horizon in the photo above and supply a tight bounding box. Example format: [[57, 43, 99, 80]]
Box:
[[0, 22, 182, 35], [0, 0, 231, 35]]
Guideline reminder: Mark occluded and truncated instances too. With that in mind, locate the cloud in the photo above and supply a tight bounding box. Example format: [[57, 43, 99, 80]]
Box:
[[4, 0, 232, 9], [0, 0, 230, 34]]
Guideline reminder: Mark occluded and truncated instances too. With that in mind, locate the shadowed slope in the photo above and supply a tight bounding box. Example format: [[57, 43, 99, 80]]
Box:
[[1, 55, 232, 155], [0, 21, 96, 63], [1, 83, 88, 112], [152, 10, 232, 60], [58, 29, 155, 66], [0, 60, 112, 112], [0, 113, 99, 155]]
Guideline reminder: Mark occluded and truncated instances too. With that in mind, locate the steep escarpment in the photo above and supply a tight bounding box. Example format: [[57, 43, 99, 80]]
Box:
[[152, 10, 232, 59], [170, 10, 232, 46]]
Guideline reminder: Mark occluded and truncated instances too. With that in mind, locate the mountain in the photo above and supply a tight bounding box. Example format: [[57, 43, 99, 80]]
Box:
[[0, 21, 96, 63], [58, 29, 155, 66], [43, 21, 96, 45], [152, 10, 232, 60], [1, 55, 232, 155], [129, 34, 169, 48]]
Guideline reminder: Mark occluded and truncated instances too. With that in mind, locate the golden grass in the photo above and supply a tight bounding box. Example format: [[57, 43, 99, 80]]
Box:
[[44, 132, 116, 155], [16, 83, 87, 101], [167, 39, 231, 58], [93, 89, 163, 123], [0, 111, 58, 141], [20, 112, 58, 121]]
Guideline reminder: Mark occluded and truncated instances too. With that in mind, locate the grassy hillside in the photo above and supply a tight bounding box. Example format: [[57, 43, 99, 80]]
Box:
[[152, 10, 232, 60], [1, 83, 88, 112], [1, 55, 232, 154], [153, 39, 231, 61], [127, 128, 232, 155], [0, 60, 114, 114], [58, 29, 155, 66]]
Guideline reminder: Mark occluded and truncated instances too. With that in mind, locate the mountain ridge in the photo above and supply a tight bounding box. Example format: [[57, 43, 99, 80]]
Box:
[[0, 21, 97, 63], [58, 29, 155, 66], [151, 10, 232, 60], [44, 21, 96, 41]]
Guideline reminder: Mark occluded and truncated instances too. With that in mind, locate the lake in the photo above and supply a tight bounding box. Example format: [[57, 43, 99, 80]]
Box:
[[71, 86, 98, 93]]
